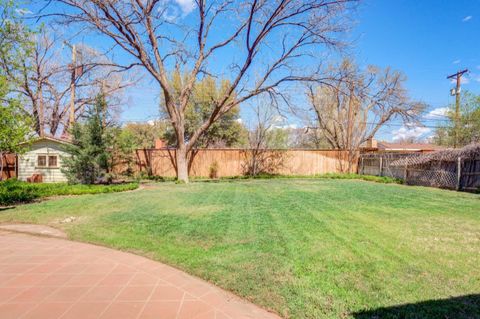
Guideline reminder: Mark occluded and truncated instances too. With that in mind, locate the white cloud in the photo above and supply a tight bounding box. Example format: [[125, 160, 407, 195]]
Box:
[[462, 15, 472, 22], [280, 124, 298, 129], [174, 0, 196, 15], [392, 126, 431, 142], [453, 59, 461, 64], [424, 107, 449, 119]]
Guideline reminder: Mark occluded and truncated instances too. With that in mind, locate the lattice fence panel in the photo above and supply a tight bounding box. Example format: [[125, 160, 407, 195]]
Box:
[[406, 169, 457, 189]]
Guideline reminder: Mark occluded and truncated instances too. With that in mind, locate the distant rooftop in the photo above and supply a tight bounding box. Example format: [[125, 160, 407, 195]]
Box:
[[377, 142, 445, 152]]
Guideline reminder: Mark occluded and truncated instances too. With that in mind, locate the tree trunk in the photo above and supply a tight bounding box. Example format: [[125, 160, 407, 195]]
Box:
[[176, 145, 189, 183]]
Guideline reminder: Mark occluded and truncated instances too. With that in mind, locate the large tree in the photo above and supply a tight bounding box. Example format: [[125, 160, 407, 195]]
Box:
[[162, 73, 248, 149], [47, 0, 355, 182], [308, 59, 424, 171], [0, 0, 34, 179], [0, 28, 132, 137], [0, 77, 33, 180]]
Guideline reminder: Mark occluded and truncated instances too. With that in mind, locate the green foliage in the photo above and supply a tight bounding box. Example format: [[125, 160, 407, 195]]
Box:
[[122, 121, 168, 149], [264, 128, 290, 149], [208, 161, 219, 179], [0, 1, 34, 157], [0, 179, 138, 206], [0, 75, 33, 180], [0, 179, 39, 205], [62, 95, 111, 184], [433, 91, 480, 147], [0, 0, 34, 78], [319, 173, 403, 183], [0, 79, 32, 154], [110, 127, 137, 176], [162, 72, 248, 148]]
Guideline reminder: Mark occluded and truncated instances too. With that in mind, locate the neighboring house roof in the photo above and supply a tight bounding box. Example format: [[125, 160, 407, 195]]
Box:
[[19, 136, 72, 146], [377, 142, 445, 152], [391, 143, 480, 166]]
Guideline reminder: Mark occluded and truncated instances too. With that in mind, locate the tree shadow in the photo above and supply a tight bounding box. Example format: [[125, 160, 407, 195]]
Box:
[[352, 294, 480, 319]]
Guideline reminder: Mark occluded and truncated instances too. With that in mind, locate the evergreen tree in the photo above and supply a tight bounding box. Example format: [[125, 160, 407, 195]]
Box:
[[62, 95, 111, 184]]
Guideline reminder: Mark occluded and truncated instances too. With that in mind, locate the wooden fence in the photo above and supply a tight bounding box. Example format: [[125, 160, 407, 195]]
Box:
[[128, 149, 356, 178], [1, 154, 17, 180]]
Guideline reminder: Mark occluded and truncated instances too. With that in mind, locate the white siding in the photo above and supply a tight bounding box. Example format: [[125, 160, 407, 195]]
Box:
[[18, 140, 70, 183]]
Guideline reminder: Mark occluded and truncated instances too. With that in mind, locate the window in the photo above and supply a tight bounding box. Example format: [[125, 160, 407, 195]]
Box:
[[48, 155, 58, 167], [37, 154, 58, 168], [37, 155, 47, 167]]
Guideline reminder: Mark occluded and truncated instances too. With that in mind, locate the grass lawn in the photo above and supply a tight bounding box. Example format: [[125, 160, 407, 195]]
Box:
[[0, 179, 479, 318]]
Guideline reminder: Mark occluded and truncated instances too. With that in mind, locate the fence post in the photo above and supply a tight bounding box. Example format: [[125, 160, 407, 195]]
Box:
[[456, 157, 462, 191], [379, 157, 383, 177], [360, 157, 364, 175], [404, 164, 408, 184]]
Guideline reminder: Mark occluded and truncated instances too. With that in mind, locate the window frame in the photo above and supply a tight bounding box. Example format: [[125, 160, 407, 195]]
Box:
[[37, 155, 47, 168], [36, 154, 59, 169], [48, 155, 58, 168]]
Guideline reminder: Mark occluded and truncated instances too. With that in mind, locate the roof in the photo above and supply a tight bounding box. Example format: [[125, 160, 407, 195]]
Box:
[[390, 143, 480, 166], [19, 136, 72, 146], [377, 142, 445, 152]]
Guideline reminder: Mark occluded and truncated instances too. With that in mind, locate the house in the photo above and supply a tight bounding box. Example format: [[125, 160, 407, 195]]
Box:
[[18, 136, 72, 183], [361, 138, 445, 153]]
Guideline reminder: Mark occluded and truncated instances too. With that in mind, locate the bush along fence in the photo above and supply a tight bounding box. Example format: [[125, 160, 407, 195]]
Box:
[[114, 148, 358, 178], [358, 144, 480, 192]]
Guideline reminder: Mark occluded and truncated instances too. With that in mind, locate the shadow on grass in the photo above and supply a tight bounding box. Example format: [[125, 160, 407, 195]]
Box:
[[352, 294, 480, 319]]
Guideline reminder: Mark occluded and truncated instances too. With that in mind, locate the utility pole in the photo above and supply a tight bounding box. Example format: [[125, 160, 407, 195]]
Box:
[[447, 69, 468, 148], [69, 44, 77, 127]]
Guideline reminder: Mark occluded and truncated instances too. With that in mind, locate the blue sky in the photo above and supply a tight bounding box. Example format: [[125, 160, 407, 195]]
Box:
[[30, 1, 480, 142], [352, 0, 480, 141]]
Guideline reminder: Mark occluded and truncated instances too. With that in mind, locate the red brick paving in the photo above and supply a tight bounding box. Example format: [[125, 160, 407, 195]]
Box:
[[0, 230, 281, 319]]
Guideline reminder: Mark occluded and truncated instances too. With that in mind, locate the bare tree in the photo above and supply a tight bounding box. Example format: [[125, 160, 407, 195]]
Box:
[[308, 59, 425, 172], [0, 29, 133, 137], [44, 0, 356, 182], [244, 102, 287, 176]]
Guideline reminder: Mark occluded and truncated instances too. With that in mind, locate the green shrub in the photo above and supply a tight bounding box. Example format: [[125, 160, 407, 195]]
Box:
[[0, 179, 139, 206], [209, 161, 219, 179], [0, 179, 40, 205]]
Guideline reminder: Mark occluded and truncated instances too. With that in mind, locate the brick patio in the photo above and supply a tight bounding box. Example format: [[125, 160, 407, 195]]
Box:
[[0, 229, 281, 319]]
